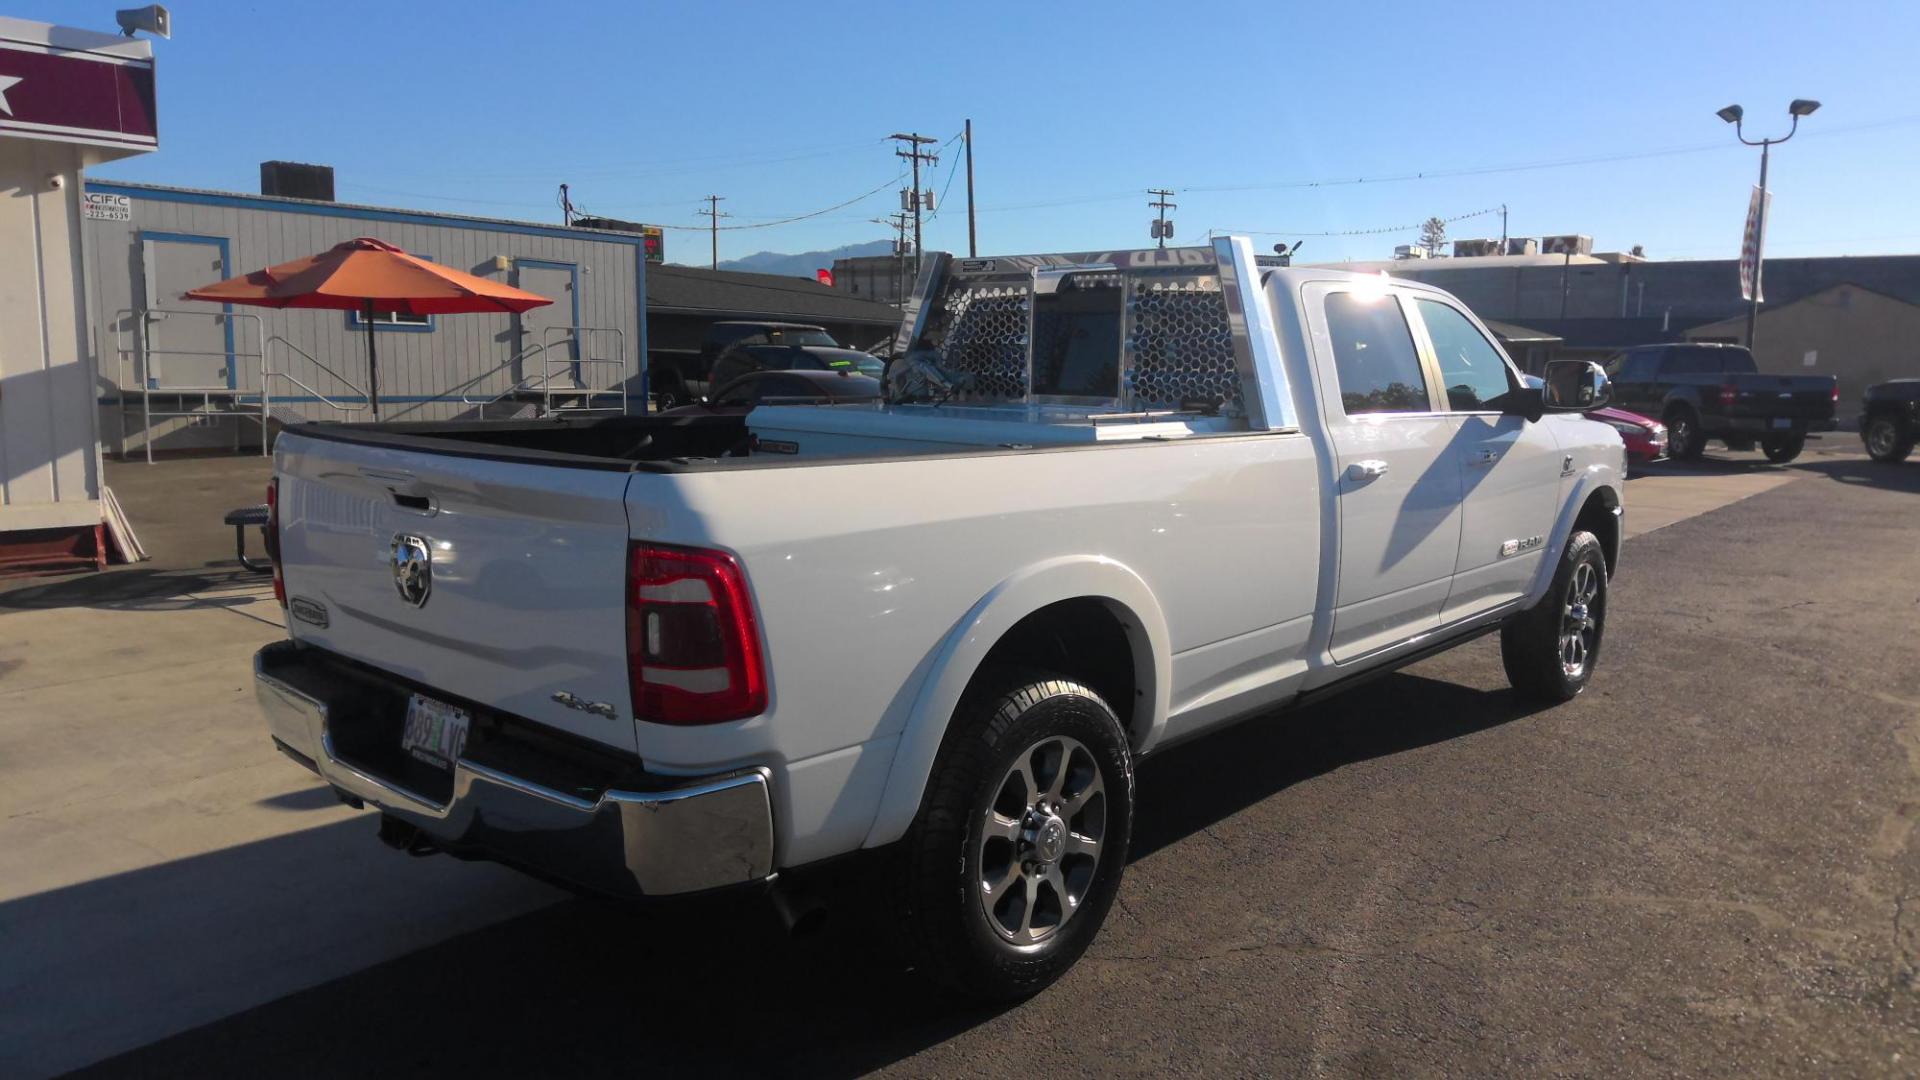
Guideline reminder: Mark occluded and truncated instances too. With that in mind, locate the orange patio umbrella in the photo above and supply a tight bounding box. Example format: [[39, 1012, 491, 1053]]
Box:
[[183, 237, 553, 419]]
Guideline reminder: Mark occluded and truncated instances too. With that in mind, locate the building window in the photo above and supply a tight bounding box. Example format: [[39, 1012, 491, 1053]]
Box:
[[346, 254, 436, 331], [347, 308, 433, 331]]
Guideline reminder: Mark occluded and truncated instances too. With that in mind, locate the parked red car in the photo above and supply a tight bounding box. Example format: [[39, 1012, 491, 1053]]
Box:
[[1587, 406, 1667, 473]]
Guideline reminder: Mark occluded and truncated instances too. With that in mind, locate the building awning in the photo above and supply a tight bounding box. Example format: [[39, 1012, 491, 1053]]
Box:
[[648, 264, 900, 326], [1484, 319, 1562, 345]]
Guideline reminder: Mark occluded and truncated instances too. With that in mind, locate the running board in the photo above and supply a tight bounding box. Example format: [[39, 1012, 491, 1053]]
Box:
[[1291, 619, 1505, 711]]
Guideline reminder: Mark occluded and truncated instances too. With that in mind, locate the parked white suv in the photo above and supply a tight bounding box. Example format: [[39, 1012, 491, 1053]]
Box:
[[254, 238, 1624, 998]]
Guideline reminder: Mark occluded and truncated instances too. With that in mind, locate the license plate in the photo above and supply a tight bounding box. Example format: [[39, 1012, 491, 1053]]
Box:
[[1771, 418, 1792, 429], [401, 693, 470, 771]]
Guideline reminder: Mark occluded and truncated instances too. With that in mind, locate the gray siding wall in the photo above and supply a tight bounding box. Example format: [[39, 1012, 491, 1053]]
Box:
[[84, 186, 645, 453]]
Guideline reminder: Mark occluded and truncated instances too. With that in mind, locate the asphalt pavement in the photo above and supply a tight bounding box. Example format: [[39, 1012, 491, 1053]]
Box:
[[9, 445, 1918, 1077]]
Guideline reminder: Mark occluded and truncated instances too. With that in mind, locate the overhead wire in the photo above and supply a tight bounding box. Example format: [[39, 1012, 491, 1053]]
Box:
[[1210, 206, 1505, 239]]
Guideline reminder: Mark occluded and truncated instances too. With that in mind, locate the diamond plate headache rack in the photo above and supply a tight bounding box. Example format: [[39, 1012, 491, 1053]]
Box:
[[900, 244, 1260, 415]]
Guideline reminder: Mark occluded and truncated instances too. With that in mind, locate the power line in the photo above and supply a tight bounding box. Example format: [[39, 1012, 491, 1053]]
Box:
[[921, 131, 967, 224], [974, 114, 1920, 214], [652, 173, 908, 232], [1211, 205, 1505, 239]]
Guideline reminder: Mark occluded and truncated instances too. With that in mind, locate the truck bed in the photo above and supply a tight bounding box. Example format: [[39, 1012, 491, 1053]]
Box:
[[283, 401, 1252, 474]]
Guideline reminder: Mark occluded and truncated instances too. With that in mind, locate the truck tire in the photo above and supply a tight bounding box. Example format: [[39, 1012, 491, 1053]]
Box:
[[890, 670, 1134, 1000], [1761, 433, 1805, 463], [1864, 416, 1914, 464], [1501, 530, 1608, 704], [1664, 407, 1706, 460], [652, 374, 689, 411]]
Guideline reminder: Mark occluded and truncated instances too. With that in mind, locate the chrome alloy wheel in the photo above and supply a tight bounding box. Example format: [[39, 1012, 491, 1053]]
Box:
[[1560, 559, 1601, 679], [1866, 419, 1897, 459], [977, 735, 1107, 946]]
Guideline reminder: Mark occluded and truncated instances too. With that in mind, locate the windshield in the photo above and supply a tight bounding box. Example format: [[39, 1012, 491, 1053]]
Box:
[[766, 328, 838, 348]]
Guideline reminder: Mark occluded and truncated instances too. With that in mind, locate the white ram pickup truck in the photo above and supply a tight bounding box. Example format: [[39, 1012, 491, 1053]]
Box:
[[255, 237, 1624, 998]]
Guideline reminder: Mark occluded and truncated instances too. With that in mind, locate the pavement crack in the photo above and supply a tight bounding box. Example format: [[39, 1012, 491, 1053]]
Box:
[[1895, 893, 1919, 989]]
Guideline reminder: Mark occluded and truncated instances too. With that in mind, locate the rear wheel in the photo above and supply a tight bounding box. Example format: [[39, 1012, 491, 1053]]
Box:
[[890, 670, 1134, 1001], [1501, 530, 1608, 703], [652, 375, 688, 412], [1761, 433, 1805, 463], [1665, 407, 1706, 460], [1864, 416, 1914, 464]]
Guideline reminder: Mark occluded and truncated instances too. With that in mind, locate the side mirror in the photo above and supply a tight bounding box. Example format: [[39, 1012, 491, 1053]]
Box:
[[1499, 385, 1547, 423], [1542, 359, 1612, 412]]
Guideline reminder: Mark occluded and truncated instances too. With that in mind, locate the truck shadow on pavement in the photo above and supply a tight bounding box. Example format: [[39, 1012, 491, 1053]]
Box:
[[47, 671, 1550, 1080], [1788, 456, 1920, 492], [0, 566, 271, 613]]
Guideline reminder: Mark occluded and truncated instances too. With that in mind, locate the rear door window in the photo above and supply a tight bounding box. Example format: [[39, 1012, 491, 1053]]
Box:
[[1324, 292, 1432, 415], [1666, 349, 1724, 375]]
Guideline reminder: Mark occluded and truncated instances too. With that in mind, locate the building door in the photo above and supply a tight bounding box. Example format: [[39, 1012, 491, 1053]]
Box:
[[138, 233, 234, 388], [512, 260, 578, 385]]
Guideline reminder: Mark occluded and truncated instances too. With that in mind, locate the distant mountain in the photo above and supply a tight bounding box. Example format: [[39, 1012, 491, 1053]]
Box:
[[717, 240, 893, 279]]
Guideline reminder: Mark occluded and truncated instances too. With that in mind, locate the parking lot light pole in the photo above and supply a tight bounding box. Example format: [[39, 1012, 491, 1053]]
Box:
[[1718, 99, 1820, 349]]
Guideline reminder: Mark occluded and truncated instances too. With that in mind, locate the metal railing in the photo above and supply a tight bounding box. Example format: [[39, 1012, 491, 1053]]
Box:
[[467, 326, 630, 420], [260, 335, 371, 427], [114, 308, 269, 463], [113, 313, 633, 457]]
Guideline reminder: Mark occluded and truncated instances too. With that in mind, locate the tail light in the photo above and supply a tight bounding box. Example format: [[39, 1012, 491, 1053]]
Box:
[[1831, 383, 1841, 404], [1718, 382, 1737, 407], [626, 543, 766, 725], [265, 478, 286, 608]]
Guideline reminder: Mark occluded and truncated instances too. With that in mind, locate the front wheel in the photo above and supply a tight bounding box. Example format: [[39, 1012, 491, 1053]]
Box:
[[890, 671, 1134, 1001], [1501, 530, 1608, 703], [1864, 417, 1914, 464], [1761, 433, 1805, 463]]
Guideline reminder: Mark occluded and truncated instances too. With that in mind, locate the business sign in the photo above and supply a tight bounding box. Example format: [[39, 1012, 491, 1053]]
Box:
[[83, 192, 130, 220], [1738, 184, 1769, 303], [0, 21, 157, 153]]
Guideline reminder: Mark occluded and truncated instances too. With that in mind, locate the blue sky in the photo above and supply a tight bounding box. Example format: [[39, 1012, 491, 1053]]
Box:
[[32, 0, 1920, 264]]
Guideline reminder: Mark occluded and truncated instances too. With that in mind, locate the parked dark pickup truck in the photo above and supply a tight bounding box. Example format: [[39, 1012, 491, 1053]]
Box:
[[1607, 343, 1837, 462], [1861, 378, 1919, 463], [652, 322, 846, 408]]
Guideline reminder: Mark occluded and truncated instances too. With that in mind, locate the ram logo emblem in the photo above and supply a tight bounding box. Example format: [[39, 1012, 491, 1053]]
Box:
[[390, 534, 433, 608]]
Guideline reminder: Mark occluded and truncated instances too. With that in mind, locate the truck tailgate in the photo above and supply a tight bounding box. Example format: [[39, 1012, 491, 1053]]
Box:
[[274, 432, 639, 755], [1727, 374, 1836, 420]]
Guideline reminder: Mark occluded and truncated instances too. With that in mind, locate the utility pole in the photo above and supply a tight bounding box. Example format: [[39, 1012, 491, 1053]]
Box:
[[1499, 203, 1508, 251], [870, 213, 910, 304], [1147, 189, 1177, 249], [889, 132, 940, 278], [698, 195, 728, 270], [559, 183, 574, 227], [964, 118, 977, 257]]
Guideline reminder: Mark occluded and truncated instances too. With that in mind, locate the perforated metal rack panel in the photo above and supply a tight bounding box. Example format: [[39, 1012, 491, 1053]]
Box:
[[941, 285, 1030, 400], [1125, 276, 1240, 411]]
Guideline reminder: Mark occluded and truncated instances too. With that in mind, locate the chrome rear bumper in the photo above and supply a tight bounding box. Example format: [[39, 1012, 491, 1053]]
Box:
[[254, 640, 774, 897]]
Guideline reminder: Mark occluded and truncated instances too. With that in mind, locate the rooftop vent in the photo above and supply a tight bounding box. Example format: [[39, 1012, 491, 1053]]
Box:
[[260, 161, 335, 202]]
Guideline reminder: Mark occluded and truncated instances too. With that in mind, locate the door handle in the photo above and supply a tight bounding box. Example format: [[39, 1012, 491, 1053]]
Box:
[[1345, 459, 1390, 482], [1469, 448, 1500, 467]]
